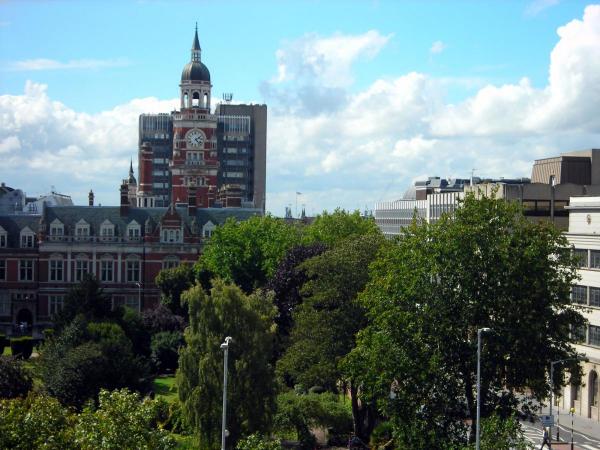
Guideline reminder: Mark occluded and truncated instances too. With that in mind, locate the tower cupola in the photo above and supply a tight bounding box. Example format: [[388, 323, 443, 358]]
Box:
[[180, 24, 212, 110]]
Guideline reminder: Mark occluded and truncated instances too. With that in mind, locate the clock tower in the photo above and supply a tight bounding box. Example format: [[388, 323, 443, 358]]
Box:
[[170, 25, 219, 208]]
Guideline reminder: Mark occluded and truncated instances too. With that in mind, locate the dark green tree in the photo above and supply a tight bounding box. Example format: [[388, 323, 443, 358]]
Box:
[[176, 281, 276, 449], [277, 234, 385, 440], [266, 242, 328, 358], [196, 216, 302, 293], [38, 317, 149, 408], [345, 193, 585, 448], [155, 264, 196, 316], [53, 275, 112, 331]]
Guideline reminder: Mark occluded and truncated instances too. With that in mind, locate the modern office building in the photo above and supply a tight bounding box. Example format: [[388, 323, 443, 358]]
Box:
[[559, 196, 600, 422], [132, 28, 267, 212]]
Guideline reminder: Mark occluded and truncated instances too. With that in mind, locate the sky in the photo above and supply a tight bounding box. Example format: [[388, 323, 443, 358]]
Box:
[[1, 0, 600, 216]]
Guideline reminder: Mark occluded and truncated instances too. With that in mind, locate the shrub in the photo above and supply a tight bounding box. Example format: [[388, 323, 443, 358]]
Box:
[[151, 331, 183, 373], [73, 389, 176, 450], [236, 433, 283, 450], [43, 328, 55, 341], [0, 356, 32, 399], [10, 337, 33, 359]]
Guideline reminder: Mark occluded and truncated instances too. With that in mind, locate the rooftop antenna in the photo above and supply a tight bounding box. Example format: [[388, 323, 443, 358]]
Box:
[[471, 168, 477, 186], [223, 93, 233, 103]]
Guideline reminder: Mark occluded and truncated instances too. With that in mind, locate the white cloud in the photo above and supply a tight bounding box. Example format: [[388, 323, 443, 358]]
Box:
[[0, 81, 178, 202], [525, 0, 561, 16], [0, 136, 20, 154], [430, 40, 447, 54], [271, 30, 392, 88], [4, 7, 600, 216], [4, 58, 130, 71], [265, 7, 600, 214]]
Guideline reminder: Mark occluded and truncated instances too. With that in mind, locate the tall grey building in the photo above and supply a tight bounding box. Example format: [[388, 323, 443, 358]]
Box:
[[215, 103, 267, 212], [138, 114, 173, 207]]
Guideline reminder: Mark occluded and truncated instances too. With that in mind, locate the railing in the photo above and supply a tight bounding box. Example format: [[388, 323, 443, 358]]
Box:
[[45, 236, 143, 244]]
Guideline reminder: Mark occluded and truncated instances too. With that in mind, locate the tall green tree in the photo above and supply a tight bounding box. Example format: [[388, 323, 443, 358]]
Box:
[[196, 216, 302, 293], [345, 193, 585, 448], [305, 208, 379, 247], [277, 234, 385, 440], [177, 281, 276, 449]]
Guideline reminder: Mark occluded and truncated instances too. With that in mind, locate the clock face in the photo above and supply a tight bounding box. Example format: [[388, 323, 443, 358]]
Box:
[[186, 130, 204, 147]]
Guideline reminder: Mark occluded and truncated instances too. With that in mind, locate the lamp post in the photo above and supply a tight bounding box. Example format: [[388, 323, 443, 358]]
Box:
[[220, 337, 233, 450], [476, 327, 491, 450], [570, 407, 575, 450], [135, 281, 141, 312], [550, 356, 585, 443]]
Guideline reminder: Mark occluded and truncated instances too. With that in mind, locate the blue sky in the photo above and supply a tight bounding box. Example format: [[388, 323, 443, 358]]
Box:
[[1, 0, 599, 215]]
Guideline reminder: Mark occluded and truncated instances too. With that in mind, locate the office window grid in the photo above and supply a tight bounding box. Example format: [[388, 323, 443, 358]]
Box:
[[126, 260, 140, 282], [574, 249, 588, 268], [592, 251, 600, 269], [101, 260, 113, 282], [75, 260, 89, 282], [590, 325, 600, 347], [49, 295, 64, 316], [572, 285, 587, 305]]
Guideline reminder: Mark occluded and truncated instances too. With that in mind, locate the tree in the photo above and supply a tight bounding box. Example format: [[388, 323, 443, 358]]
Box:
[[277, 234, 385, 440], [74, 389, 176, 450], [196, 215, 302, 293], [155, 264, 196, 316], [266, 242, 328, 357], [0, 356, 32, 399], [53, 275, 112, 331], [38, 317, 149, 408], [345, 193, 585, 448], [151, 331, 184, 372], [142, 304, 186, 335], [305, 208, 379, 247], [177, 281, 276, 449]]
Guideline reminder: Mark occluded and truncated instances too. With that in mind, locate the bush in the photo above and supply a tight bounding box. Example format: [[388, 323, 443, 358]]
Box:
[[74, 389, 176, 450], [151, 331, 184, 373], [142, 304, 185, 334], [236, 433, 282, 450], [10, 337, 33, 359], [274, 392, 352, 450], [0, 356, 32, 399], [43, 328, 55, 341], [369, 421, 394, 449]]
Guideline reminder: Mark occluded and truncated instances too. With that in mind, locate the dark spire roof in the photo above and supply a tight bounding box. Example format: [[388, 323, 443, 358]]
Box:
[[192, 22, 201, 51], [129, 158, 134, 176], [182, 24, 210, 83], [127, 158, 137, 186]]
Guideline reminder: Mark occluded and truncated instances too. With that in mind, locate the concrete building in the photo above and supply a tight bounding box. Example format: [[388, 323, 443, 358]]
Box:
[[558, 196, 600, 422], [133, 28, 267, 212]]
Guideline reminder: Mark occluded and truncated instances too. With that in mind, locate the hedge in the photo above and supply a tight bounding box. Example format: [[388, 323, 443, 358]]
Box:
[[10, 337, 33, 359]]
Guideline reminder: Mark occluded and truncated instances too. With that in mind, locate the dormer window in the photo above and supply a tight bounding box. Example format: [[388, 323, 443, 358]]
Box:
[[160, 227, 183, 244], [20, 227, 36, 248], [100, 220, 115, 239], [50, 219, 64, 236], [202, 221, 216, 239], [127, 220, 141, 240], [75, 219, 90, 238], [0, 226, 6, 248]]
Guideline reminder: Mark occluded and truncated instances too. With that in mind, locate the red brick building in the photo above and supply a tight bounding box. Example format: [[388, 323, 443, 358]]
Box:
[[0, 195, 260, 337]]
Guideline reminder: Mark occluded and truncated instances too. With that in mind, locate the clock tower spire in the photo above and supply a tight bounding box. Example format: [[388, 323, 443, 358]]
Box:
[[170, 26, 218, 209]]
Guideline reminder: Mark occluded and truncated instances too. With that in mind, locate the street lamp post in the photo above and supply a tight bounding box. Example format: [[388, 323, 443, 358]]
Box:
[[549, 357, 586, 443], [135, 281, 141, 312], [476, 327, 492, 450], [570, 407, 575, 450], [220, 337, 233, 450]]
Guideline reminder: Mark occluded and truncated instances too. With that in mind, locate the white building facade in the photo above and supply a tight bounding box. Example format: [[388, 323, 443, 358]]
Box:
[[561, 196, 600, 421]]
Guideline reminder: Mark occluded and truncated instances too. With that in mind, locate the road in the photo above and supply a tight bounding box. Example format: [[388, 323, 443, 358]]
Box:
[[520, 418, 600, 449]]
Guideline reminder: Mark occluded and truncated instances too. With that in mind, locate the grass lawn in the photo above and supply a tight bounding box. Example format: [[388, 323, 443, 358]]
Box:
[[154, 375, 178, 403], [2, 345, 11, 356]]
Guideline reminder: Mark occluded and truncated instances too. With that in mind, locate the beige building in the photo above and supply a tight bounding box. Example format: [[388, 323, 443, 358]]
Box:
[[559, 196, 600, 421]]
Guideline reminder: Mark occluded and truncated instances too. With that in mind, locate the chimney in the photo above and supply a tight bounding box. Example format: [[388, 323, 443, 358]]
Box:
[[188, 184, 197, 216], [120, 182, 129, 216], [88, 189, 94, 206]]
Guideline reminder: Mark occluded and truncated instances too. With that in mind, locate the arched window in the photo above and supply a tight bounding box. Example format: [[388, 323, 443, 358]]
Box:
[[591, 371, 599, 407], [183, 93, 189, 108], [192, 92, 200, 108], [203, 93, 208, 108]]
